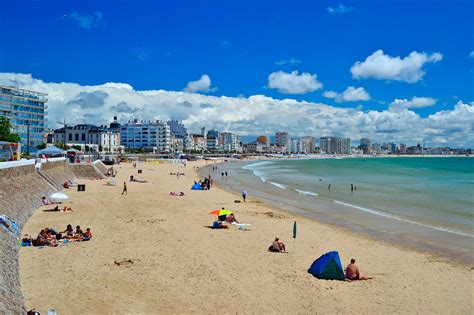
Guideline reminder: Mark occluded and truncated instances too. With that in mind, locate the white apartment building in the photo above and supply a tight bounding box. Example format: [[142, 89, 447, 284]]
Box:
[[120, 119, 171, 152], [53, 124, 123, 153], [220, 132, 241, 152]]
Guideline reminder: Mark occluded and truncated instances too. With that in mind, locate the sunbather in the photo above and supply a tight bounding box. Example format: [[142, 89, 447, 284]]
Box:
[[268, 237, 286, 253], [225, 213, 239, 224], [60, 224, 75, 239], [75, 225, 84, 240], [345, 258, 372, 281], [83, 228, 92, 240], [42, 196, 60, 205]]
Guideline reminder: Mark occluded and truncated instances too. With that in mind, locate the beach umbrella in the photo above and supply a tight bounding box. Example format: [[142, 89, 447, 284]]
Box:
[[49, 192, 69, 202], [209, 209, 233, 216]]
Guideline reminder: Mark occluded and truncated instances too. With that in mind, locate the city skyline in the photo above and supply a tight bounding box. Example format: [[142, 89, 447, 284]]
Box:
[[0, 0, 473, 147]]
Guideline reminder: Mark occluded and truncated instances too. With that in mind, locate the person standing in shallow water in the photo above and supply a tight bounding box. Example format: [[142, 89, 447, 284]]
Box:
[[328, 184, 331, 190], [122, 182, 127, 195]]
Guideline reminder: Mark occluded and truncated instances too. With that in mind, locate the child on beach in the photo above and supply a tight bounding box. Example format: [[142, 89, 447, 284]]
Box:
[[122, 182, 127, 195]]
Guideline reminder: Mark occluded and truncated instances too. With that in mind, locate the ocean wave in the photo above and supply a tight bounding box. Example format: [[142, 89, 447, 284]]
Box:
[[333, 200, 474, 238], [294, 189, 318, 196], [268, 181, 286, 189], [242, 161, 273, 170]]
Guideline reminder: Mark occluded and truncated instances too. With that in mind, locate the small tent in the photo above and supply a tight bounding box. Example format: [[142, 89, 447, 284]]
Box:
[[307, 251, 345, 280], [191, 183, 202, 190]]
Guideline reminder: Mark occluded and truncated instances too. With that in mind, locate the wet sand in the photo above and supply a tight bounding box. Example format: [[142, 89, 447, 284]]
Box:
[[19, 161, 473, 314]]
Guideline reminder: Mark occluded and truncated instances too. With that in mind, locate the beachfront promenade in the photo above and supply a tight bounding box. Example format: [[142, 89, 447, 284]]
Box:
[[17, 161, 473, 314]]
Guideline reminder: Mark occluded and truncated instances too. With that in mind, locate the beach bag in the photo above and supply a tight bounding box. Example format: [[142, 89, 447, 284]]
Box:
[[212, 221, 222, 229]]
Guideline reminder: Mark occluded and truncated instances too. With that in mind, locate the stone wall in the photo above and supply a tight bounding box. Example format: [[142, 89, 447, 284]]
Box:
[[69, 164, 105, 179], [0, 164, 57, 314], [42, 161, 76, 188]]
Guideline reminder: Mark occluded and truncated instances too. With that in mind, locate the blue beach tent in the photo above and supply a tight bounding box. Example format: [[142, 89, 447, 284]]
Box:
[[191, 183, 202, 190], [307, 251, 345, 280]]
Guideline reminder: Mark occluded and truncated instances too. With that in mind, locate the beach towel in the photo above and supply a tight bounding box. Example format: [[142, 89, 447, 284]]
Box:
[[0, 215, 21, 240]]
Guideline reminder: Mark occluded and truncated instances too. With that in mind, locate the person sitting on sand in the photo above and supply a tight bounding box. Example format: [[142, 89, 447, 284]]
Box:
[[42, 196, 60, 205], [38, 229, 58, 247], [83, 228, 92, 240], [63, 181, 70, 189], [225, 213, 239, 224], [268, 237, 286, 253], [60, 224, 75, 239], [345, 258, 372, 281]]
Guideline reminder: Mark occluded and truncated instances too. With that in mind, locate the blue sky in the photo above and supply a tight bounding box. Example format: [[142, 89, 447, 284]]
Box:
[[0, 0, 473, 146]]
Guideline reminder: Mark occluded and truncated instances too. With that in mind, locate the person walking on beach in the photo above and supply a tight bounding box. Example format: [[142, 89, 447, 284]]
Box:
[[351, 184, 354, 192], [242, 189, 248, 202], [122, 182, 127, 195]]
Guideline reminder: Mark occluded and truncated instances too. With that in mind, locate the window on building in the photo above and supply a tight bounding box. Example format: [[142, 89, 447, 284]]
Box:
[[82, 134, 86, 141], [68, 134, 72, 141], [75, 134, 79, 141]]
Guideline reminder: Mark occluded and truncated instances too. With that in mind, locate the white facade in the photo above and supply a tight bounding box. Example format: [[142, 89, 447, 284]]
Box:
[[53, 124, 123, 153], [120, 120, 171, 152], [220, 132, 241, 152]]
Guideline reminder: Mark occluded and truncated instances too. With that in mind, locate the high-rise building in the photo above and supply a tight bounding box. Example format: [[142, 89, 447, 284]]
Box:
[[301, 136, 316, 153], [360, 138, 371, 154], [220, 132, 241, 152], [120, 119, 170, 152], [320, 136, 350, 154], [319, 136, 330, 153], [275, 132, 289, 151], [0, 85, 47, 152], [206, 129, 220, 151]]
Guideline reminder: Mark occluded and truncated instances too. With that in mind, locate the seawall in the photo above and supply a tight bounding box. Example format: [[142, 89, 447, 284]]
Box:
[[0, 158, 75, 314]]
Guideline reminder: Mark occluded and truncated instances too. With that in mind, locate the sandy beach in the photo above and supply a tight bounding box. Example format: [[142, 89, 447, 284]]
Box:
[[19, 160, 473, 314]]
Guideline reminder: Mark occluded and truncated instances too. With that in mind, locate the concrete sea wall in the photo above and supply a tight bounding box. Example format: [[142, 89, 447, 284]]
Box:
[[0, 159, 75, 314]]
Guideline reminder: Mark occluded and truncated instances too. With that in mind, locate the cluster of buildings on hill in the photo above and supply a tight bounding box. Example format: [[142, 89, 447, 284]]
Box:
[[0, 85, 471, 156]]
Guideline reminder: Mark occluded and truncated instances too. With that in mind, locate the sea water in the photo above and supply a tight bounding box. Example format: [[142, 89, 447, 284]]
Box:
[[208, 157, 474, 263]]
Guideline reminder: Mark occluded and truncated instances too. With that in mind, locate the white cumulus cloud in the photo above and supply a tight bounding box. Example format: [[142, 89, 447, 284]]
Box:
[[389, 97, 437, 110], [183, 74, 216, 93], [268, 70, 322, 94], [323, 86, 370, 102], [351, 50, 443, 83], [0, 73, 472, 147]]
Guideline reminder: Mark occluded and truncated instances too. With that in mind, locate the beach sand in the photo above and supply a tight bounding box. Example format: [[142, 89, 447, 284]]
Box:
[[19, 161, 473, 314]]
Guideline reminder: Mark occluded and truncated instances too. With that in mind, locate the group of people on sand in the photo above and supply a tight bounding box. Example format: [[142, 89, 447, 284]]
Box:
[[194, 175, 213, 190], [23, 225, 92, 247], [212, 209, 239, 229]]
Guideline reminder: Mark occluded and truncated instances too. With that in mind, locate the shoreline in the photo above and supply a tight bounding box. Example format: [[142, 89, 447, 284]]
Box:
[[199, 160, 474, 266], [19, 161, 473, 314]]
